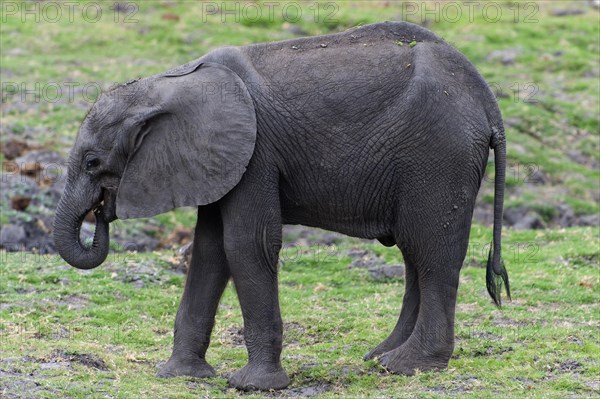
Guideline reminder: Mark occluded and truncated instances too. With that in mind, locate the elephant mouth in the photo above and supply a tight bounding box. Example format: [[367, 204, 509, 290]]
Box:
[[89, 189, 117, 224], [90, 188, 117, 223]]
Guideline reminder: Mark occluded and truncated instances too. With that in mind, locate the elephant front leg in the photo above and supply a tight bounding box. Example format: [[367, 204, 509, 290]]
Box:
[[157, 204, 230, 378], [220, 189, 290, 390]]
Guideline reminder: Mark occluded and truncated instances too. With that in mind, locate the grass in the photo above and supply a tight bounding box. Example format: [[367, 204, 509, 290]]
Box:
[[1, 1, 599, 398], [1, 227, 599, 398]]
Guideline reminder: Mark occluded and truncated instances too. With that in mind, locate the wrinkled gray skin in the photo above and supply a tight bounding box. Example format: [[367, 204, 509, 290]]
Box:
[[54, 22, 509, 390]]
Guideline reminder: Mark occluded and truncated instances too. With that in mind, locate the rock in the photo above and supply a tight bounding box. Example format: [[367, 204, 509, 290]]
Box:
[[504, 117, 522, 128], [282, 22, 308, 36], [0, 224, 26, 248], [112, 2, 132, 12], [552, 9, 585, 16], [557, 204, 575, 227], [133, 278, 145, 289], [487, 48, 520, 65], [513, 214, 546, 230], [369, 265, 405, 281], [21, 220, 56, 253], [504, 207, 546, 230], [578, 214, 600, 226], [346, 248, 370, 259], [1, 174, 39, 201], [528, 169, 547, 184], [503, 207, 528, 226], [472, 204, 493, 226], [567, 150, 600, 169], [348, 253, 385, 269]]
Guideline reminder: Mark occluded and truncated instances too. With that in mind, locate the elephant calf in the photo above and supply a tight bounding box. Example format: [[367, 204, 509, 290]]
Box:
[[54, 22, 510, 390]]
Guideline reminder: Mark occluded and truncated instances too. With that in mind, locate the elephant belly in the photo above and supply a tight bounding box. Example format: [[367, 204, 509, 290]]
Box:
[[279, 176, 396, 241]]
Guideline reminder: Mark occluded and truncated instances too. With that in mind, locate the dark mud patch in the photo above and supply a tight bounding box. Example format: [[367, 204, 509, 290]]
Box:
[[0, 369, 60, 399], [471, 345, 514, 357], [251, 381, 332, 398], [556, 359, 583, 373], [219, 322, 316, 349], [0, 352, 108, 399], [103, 259, 171, 287], [218, 325, 246, 348], [283, 321, 309, 347], [38, 350, 109, 371], [0, 294, 89, 312]]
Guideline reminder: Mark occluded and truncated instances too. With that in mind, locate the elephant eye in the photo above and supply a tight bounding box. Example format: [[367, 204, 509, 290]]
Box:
[[85, 157, 100, 170]]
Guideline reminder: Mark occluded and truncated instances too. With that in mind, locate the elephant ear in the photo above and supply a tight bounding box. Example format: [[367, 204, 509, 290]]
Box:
[[116, 62, 257, 219]]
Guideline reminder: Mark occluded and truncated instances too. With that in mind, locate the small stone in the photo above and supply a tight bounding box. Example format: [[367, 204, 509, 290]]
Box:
[[552, 9, 585, 16], [578, 214, 600, 226], [282, 22, 307, 36], [557, 204, 575, 227], [368, 265, 405, 281], [513, 214, 545, 230], [132, 278, 145, 289], [487, 48, 520, 65], [0, 224, 26, 247]]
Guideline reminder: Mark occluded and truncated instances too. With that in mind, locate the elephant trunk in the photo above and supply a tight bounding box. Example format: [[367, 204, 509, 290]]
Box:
[[53, 184, 109, 269]]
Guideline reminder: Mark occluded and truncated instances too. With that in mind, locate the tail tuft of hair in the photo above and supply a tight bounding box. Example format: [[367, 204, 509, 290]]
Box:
[[486, 243, 511, 308]]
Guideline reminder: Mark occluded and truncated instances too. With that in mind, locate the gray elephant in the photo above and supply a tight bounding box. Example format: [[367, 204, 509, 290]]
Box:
[[54, 21, 510, 390]]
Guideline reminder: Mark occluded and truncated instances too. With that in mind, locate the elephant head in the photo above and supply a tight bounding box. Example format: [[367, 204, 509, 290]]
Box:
[[54, 61, 257, 269]]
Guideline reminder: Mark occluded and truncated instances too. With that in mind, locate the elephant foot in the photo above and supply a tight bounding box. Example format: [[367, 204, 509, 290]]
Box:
[[156, 356, 216, 378], [364, 337, 405, 361], [228, 363, 290, 391], [378, 343, 451, 376]]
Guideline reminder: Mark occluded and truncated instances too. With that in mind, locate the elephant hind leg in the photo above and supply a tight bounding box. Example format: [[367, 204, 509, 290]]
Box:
[[364, 245, 420, 360], [377, 227, 470, 375]]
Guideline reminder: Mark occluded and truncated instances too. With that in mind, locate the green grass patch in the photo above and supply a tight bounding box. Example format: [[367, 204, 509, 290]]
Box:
[[1, 227, 599, 398]]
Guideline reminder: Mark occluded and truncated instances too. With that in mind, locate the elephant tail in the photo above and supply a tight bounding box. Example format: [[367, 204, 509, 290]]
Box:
[[486, 126, 511, 307]]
